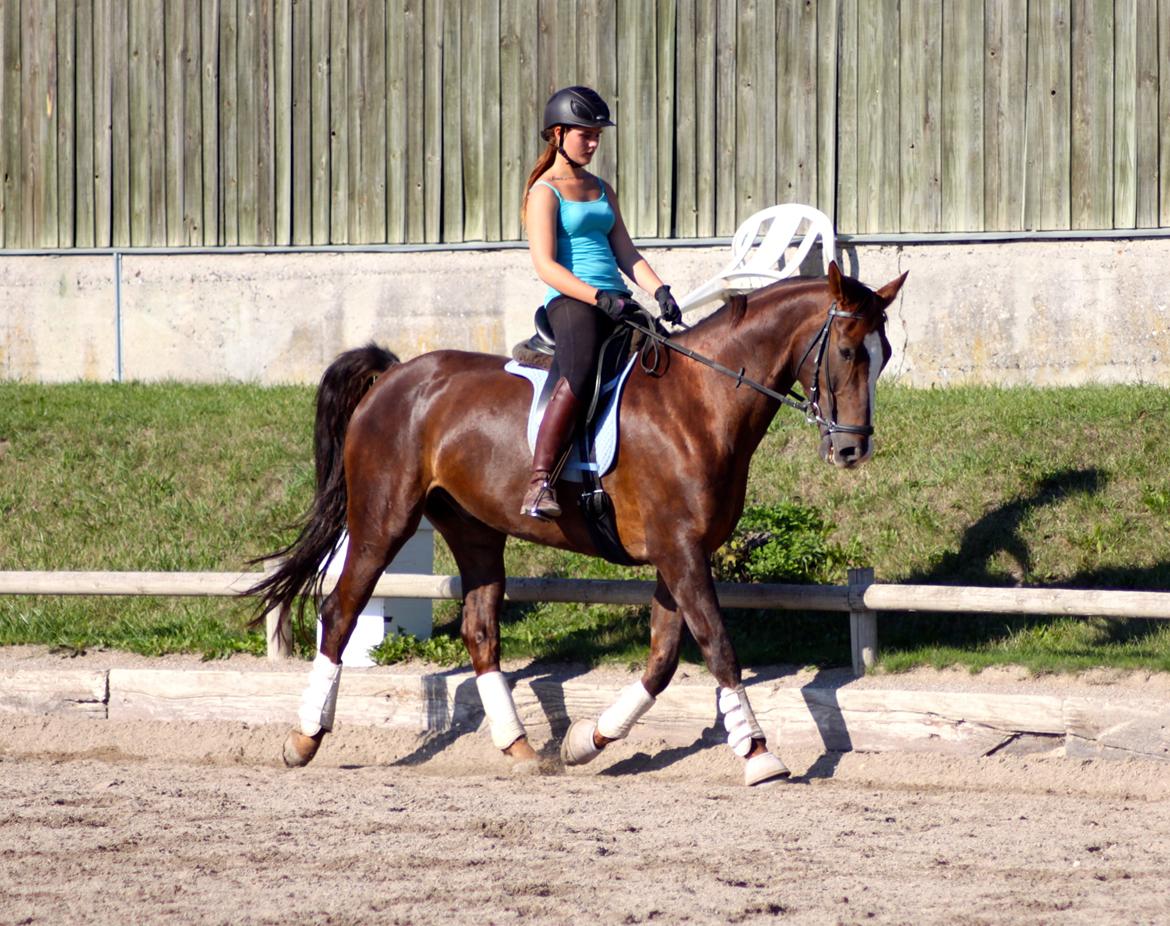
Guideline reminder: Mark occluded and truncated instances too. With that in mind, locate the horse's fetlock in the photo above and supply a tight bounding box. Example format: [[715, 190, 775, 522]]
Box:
[[596, 682, 656, 740], [475, 671, 527, 751]]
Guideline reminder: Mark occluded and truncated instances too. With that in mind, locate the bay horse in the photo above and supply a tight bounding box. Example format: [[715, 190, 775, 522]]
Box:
[[247, 260, 907, 786]]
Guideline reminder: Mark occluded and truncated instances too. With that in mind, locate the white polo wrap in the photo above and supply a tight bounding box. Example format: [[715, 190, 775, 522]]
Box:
[[475, 671, 527, 750], [298, 653, 342, 737], [597, 681, 656, 740], [718, 685, 765, 757]]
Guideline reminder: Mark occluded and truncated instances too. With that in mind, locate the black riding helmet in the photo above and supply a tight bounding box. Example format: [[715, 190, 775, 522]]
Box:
[[540, 86, 615, 142]]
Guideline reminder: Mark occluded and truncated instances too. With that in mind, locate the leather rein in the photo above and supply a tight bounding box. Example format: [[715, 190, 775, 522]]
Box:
[[621, 300, 876, 438]]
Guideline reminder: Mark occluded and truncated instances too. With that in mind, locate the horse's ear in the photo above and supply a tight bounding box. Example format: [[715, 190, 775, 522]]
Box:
[[874, 270, 909, 309], [828, 260, 869, 310], [827, 260, 843, 300]]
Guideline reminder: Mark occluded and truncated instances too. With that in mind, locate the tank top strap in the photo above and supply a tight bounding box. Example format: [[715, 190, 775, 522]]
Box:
[[533, 179, 565, 201]]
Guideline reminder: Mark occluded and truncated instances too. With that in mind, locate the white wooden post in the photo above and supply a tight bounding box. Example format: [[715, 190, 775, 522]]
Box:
[[319, 520, 435, 667], [265, 602, 293, 660], [379, 519, 435, 641], [849, 566, 878, 676]]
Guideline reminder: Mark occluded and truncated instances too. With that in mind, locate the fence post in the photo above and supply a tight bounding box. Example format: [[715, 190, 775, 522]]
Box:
[[261, 558, 293, 660], [266, 602, 293, 660], [848, 566, 878, 676]]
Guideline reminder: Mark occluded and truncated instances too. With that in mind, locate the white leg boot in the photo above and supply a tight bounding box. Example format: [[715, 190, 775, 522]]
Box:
[[718, 684, 790, 786], [298, 653, 342, 737], [561, 681, 655, 766], [475, 671, 527, 749]]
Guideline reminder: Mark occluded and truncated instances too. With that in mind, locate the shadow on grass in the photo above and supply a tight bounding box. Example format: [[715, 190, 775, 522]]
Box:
[[912, 468, 1106, 586], [887, 466, 1170, 657]]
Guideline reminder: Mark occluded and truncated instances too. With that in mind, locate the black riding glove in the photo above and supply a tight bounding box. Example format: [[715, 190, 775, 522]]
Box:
[[594, 290, 639, 322], [655, 285, 682, 325]]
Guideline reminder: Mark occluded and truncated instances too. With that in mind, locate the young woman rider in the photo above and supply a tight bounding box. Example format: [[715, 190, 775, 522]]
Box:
[[520, 85, 682, 520]]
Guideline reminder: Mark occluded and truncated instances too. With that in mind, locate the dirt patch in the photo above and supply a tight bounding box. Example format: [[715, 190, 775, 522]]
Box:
[[1, 711, 1168, 925]]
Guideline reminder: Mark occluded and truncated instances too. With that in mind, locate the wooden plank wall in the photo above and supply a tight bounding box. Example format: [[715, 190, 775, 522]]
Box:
[[0, 0, 1167, 248]]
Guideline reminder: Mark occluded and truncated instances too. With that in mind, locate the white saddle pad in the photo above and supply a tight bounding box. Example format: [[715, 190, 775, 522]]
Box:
[[505, 357, 637, 479]]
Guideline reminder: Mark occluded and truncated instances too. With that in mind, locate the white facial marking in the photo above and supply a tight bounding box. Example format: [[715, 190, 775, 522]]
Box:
[[864, 330, 886, 424]]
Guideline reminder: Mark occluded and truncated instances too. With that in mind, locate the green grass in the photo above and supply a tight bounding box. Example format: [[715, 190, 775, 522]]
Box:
[[1, 381, 1168, 672], [0, 382, 313, 657]]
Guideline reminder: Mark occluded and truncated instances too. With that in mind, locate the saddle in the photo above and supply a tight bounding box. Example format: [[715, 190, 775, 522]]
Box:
[[510, 305, 559, 368], [508, 305, 653, 566]]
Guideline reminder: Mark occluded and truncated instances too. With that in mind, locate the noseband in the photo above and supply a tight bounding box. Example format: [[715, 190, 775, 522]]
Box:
[[623, 301, 875, 438]]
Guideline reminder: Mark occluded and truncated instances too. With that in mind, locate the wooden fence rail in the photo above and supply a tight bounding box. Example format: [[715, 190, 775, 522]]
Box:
[[2, 570, 1167, 677]]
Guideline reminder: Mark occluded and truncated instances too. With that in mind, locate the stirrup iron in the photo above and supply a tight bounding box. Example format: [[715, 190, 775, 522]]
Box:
[[521, 472, 561, 519]]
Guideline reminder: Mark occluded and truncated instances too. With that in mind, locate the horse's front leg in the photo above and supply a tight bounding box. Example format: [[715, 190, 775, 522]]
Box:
[[662, 550, 790, 786], [561, 574, 681, 765], [564, 549, 789, 786]]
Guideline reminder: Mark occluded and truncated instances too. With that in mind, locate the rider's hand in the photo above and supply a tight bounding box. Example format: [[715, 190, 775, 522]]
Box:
[[654, 285, 682, 325], [594, 290, 639, 322]]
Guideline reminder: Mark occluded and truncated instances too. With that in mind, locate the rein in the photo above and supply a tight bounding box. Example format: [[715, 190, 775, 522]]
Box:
[[621, 301, 875, 437]]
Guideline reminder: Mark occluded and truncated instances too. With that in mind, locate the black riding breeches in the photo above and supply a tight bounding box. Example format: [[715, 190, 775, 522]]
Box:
[[546, 296, 620, 404]]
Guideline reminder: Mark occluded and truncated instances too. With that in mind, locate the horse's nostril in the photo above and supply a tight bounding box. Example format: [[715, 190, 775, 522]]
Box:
[[834, 442, 867, 467]]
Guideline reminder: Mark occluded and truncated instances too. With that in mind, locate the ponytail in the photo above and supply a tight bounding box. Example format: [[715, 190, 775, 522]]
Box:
[[520, 135, 560, 228]]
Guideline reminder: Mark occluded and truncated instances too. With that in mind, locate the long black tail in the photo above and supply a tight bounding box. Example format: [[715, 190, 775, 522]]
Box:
[[245, 343, 399, 628]]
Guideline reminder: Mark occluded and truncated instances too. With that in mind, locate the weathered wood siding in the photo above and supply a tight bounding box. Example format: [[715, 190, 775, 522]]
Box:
[[1, 0, 1167, 247]]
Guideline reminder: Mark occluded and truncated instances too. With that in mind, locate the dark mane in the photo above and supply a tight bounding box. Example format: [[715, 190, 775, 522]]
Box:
[[682, 276, 828, 337]]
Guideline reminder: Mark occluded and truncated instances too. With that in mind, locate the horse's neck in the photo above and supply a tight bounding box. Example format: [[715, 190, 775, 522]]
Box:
[[669, 290, 822, 452], [684, 287, 821, 402]]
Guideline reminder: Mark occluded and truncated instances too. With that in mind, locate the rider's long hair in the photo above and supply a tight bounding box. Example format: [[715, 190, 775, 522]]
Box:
[[520, 133, 561, 228]]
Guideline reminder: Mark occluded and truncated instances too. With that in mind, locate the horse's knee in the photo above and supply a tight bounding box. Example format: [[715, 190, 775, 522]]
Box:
[[683, 619, 739, 686]]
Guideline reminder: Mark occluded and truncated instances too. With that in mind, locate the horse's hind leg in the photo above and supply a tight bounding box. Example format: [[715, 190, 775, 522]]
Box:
[[430, 505, 540, 771], [284, 501, 424, 768]]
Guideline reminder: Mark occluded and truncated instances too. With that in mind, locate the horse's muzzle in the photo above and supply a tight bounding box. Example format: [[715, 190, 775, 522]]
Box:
[[819, 432, 871, 468]]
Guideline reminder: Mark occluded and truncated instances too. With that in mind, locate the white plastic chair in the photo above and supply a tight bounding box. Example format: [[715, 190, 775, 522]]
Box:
[[677, 204, 837, 314]]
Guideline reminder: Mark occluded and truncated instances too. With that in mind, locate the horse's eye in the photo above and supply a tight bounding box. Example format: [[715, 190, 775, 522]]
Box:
[[839, 346, 854, 362]]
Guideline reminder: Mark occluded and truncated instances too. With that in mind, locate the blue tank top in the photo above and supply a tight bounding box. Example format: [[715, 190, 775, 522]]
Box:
[[535, 179, 630, 306]]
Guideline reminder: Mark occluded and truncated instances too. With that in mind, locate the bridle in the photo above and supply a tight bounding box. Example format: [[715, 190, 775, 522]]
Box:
[[792, 304, 876, 438], [622, 300, 876, 438]]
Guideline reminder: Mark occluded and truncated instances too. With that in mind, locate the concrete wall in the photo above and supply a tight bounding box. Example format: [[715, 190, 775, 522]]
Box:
[[2, 238, 1168, 386]]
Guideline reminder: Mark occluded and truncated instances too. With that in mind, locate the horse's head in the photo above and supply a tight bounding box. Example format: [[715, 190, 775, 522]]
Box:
[[797, 261, 907, 468]]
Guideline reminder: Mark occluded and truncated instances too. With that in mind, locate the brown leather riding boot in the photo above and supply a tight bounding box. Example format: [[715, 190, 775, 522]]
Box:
[[521, 378, 581, 520]]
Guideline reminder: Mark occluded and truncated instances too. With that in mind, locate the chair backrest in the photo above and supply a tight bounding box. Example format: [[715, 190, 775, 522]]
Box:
[[724, 203, 836, 284], [676, 203, 836, 314]]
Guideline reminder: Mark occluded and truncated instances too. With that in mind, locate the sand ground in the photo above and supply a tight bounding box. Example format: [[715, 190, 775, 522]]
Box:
[[2, 689, 1169, 926]]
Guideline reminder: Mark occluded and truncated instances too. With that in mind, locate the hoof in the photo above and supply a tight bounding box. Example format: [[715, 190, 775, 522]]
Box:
[[560, 719, 603, 767], [510, 757, 543, 778], [503, 735, 540, 773], [744, 751, 790, 787], [283, 729, 324, 768]]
